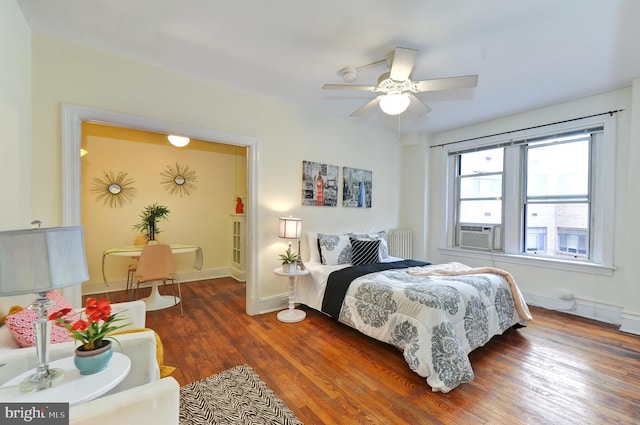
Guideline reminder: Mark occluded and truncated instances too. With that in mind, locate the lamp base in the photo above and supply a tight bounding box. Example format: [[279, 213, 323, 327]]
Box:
[[23, 291, 63, 393], [19, 367, 65, 393]]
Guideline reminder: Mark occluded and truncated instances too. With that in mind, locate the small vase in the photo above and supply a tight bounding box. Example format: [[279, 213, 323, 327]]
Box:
[[283, 263, 293, 273], [74, 340, 113, 375]]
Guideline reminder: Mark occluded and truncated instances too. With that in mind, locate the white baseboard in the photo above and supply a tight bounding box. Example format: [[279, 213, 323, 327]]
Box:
[[88, 265, 287, 316], [230, 267, 246, 282], [89, 272, 640, 337], [522, 291, 640, 335], [255, 293, 288, 315], [619, 312, 640, 335], [83, 267, 231, 295], [258, 291, 640, 334]]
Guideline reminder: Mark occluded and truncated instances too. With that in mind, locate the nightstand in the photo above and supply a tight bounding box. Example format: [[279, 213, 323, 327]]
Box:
[[273, 267, 310, 323]]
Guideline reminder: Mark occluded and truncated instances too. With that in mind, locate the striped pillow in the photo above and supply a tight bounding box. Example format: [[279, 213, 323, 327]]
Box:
[[350, 237, 380, 265]]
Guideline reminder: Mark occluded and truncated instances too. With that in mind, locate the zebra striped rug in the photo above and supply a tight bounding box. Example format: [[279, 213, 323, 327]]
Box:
[[179, 364, 303, 425]]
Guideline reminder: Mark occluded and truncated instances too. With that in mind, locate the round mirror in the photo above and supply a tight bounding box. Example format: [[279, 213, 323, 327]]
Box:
[[174, 175, 186, 185], [108, 183, 122, 195]]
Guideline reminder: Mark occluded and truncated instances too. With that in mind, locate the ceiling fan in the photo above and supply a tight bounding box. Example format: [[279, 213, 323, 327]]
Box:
[[322, 47, 478, 117]]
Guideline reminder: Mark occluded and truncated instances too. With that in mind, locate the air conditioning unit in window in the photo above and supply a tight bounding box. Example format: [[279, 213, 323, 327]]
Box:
[[458, 225, 494, 251]]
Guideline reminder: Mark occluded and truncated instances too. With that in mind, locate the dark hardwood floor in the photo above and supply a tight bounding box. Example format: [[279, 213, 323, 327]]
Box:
[[97, 277, 640, 424]]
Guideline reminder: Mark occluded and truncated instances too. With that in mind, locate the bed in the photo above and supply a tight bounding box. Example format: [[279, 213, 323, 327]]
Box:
[[296, 231, 532, 393]]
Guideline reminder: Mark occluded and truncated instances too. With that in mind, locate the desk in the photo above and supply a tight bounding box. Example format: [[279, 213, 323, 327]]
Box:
[[0, 353, 130, 406], [102, 244, 202, 311], [273, 268, 310, 323]]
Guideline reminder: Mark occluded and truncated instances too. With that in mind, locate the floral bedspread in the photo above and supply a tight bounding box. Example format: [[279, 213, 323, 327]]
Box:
[[337, 268, 525, 392]]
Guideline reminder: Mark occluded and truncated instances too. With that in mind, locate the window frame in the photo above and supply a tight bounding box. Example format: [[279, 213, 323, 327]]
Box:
[[456, 147, 504, 226], [523, 135, 592, 260], [441, 114, 616, 276]]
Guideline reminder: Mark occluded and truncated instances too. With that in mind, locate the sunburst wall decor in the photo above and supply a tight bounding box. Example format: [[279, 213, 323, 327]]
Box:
[[161, 163, 198, 197], [91, 170, 137, 208]]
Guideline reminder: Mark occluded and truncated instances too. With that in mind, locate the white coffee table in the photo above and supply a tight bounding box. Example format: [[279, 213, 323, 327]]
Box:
[[0, 352, 131, 406]]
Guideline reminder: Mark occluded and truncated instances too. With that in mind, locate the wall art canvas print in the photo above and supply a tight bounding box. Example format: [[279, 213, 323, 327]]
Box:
[[301, 161, 339, 206], [343, 167, 372, 208]]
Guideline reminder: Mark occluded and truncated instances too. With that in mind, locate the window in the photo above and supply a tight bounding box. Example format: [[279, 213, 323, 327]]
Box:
[[457, 148, 503, 225], [526, 227, 547, 252], [524, 135, 590, 259], [558, 227, 588, 255], [445, 114, 615, 272]]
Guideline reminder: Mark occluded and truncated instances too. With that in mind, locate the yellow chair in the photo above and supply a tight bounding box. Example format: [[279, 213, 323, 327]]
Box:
[[132, 244, 183, 317]]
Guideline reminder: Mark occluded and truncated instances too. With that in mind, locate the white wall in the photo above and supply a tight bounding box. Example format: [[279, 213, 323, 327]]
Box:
[[0, 0, 31, 230], [27, 32, 403, 312], [621, 78, 640, 333], [399, 133, 431, 261], [414, 87, 640, 334]]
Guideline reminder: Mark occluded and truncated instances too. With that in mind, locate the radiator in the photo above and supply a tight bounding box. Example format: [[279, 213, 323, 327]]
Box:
[[388, 228, 412, 259]]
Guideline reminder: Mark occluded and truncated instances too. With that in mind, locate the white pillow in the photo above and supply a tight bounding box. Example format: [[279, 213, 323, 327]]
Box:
[[317, 233, 352, 265], [307, 232, 320, 263], [349, 230, 389, 259]]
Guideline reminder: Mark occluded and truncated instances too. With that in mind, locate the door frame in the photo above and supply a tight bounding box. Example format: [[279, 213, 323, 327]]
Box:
[[60, 103, 259, 313]]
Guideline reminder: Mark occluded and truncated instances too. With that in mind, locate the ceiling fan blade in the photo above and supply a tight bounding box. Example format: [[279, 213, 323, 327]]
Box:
[[407, 93, 431, 116], [389, 47, 418, 81], [349, 96, 382, 117], [322, 84, 376, 91], [413, 75, 478, 92]]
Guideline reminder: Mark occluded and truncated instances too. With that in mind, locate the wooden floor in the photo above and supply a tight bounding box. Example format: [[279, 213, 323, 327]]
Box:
[[99, 278, 640, 425]]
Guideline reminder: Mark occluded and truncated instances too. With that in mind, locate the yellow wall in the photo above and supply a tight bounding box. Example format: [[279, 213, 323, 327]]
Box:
[[81, 123, 247, 289]]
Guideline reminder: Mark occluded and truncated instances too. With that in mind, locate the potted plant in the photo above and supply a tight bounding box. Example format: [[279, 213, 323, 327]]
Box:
[[279, 246, 301, 272], [49, 298, 129, 374], [132, 203, 170, 242]]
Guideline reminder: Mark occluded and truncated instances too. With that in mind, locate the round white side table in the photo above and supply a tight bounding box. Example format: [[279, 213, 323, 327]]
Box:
[[273, 267, 310, 323], [0, 352, 131, 406]]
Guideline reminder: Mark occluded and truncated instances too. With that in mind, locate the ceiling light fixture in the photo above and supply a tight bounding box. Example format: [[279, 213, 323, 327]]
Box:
[[341, 67, 357, 83], [168, 135, 190, 147], [378, 92, 410, 115]]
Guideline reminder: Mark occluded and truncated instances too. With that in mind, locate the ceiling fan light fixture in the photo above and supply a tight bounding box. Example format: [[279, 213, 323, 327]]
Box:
[[342, 67, 357, 82], [379, 92, 410, 115], [168, 135, 190, 147]]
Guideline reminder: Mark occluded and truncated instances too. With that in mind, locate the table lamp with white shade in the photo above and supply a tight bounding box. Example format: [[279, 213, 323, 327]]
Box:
[[0, 226, 89, 392], [278, 216, 304, 269]]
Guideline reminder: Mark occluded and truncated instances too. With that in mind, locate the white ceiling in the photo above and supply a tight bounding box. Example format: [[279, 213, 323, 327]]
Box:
[[16, 0, 640, 135]]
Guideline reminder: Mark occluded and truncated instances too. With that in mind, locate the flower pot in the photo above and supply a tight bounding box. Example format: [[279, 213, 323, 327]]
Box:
[[74, 340, 113, 375], [282, 263, 294, 273]]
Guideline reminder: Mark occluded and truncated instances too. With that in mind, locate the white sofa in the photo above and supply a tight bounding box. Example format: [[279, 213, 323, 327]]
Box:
[[0, 296, 180, 424], [69, 377, 180, 424]]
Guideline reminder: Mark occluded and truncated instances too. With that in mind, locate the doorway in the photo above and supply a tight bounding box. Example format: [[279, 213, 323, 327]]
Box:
[[60, 103, 258, 313]]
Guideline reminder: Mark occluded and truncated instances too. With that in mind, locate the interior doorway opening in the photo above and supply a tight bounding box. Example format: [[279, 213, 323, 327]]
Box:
[[61, 103, 258, 314]]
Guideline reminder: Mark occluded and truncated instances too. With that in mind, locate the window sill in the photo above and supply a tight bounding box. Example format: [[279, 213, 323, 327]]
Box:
[[438, 247, 615, 277]]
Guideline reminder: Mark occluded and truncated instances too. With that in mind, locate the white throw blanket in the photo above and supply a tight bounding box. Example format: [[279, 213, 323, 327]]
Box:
[[407, 262, 532, 322]]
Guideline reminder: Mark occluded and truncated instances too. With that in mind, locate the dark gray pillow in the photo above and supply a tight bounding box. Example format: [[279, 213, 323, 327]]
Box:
[[350, 237, 380, 265]]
